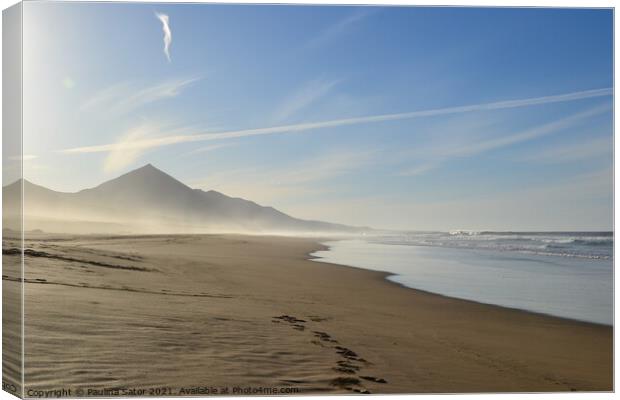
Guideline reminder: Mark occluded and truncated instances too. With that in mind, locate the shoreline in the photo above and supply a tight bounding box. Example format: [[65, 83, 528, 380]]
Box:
[[309, 238, 613, 327], [297, 235, 613, 392], [14, 230, 614, 328], [313, 256, 613, 329]]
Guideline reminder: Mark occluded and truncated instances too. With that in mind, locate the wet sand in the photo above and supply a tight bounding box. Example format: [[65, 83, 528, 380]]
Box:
[[2, 233, 613, 395]]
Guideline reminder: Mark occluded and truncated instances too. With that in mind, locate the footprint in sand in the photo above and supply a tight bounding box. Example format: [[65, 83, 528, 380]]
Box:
[[273, 315, 306, 324], [271, 314, 388, 393], [330, 377, 370, 394], [335, 360, 360, 373], [312, 331, 338, 343], [360, 376, 387, 384], [308, 315, 331, 322], [333, 366, 357, 374]]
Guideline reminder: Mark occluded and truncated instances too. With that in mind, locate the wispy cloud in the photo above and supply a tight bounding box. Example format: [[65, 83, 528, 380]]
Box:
[[274, 150, 375, 186], [155, 12, 172, 62], [305, 9, 373, 50], [399, 163, 438, 177], [103, 124, 154, 173], [184, 142, 238, 156], [101, 122, 199, 173], [442, 104, 610, 157], [398, 103, 611, 176], [272, 79, 340, 123], [63, 88, 612, 156], [189, 150, 374, 204], [516, 135, 612, 164], [81, 77, 200, 116]]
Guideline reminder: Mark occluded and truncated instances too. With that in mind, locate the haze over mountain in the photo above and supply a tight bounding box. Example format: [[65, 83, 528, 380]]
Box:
[[2, 164, 365, 235]]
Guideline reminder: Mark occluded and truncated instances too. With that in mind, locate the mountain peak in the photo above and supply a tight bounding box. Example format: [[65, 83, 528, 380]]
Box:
[[117, 163, 172, 179], [86, 163, 191, 195], [6, 162, 363, 234], [132, 163, 162, 174]]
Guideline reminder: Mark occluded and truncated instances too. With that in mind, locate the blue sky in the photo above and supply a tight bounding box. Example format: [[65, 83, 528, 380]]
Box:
[[21, 3, 613, 231]]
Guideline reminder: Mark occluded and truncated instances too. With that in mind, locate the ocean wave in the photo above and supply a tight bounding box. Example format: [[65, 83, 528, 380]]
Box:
[[370, 231, 613, 260]]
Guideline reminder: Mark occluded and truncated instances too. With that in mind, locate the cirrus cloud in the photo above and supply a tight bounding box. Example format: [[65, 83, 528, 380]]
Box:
[[63, 87, 612, 158], [155, 12, 172, 62]]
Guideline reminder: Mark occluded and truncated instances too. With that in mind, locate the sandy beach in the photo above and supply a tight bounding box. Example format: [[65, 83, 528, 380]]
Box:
[[2, 233, 612, 395]]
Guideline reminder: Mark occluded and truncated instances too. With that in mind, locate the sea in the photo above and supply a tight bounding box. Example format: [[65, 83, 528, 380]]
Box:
[[311, 231, 613, 325]]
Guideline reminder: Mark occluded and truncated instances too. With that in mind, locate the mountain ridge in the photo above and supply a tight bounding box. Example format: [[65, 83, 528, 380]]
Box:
[[3, 164, 366, 235]]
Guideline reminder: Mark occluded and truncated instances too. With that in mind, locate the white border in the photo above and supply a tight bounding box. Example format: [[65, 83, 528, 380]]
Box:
[[0, 1, 615, 400]]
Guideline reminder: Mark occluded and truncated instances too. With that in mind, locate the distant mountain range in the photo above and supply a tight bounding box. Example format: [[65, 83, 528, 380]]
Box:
[[2, 164, 366, 235]]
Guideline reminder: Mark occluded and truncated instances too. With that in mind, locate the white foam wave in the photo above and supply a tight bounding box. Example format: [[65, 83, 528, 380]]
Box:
[[370, 231, 613, 260]]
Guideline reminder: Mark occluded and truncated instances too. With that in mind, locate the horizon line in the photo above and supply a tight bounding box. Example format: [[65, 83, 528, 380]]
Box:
[[4, 164, 613, 234]]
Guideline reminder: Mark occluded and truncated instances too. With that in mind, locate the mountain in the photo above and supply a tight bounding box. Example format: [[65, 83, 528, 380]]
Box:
[[2, 164, 365, 235]]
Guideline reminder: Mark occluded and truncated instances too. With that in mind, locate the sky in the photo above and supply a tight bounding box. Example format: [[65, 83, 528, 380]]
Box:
[[19, 3, 613, 231]]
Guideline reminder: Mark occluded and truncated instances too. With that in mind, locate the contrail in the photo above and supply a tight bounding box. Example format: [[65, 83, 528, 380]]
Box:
[[61, 87, 612, 154], [155, 12, 172, 62]]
